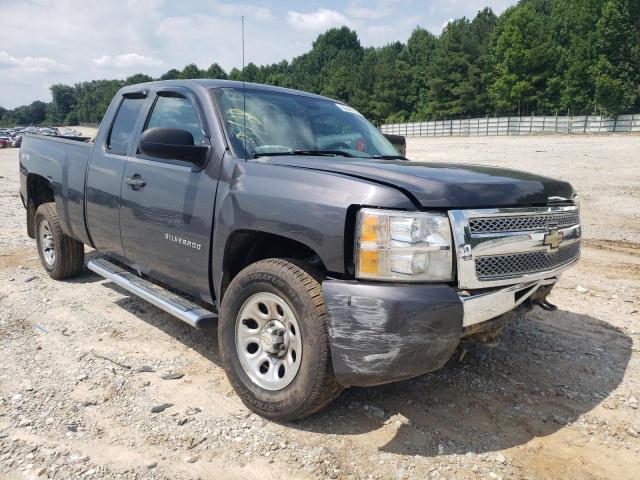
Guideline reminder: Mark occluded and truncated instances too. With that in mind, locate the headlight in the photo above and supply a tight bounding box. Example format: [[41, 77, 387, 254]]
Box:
[[355, 208, 453, 281]]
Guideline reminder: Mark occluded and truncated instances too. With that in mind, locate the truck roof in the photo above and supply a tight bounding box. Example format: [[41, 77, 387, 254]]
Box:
[[118, 79, 340, 104]]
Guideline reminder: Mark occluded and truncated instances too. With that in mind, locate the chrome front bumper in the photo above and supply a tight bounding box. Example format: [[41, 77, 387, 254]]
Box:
[[459, 276, 558, 328]]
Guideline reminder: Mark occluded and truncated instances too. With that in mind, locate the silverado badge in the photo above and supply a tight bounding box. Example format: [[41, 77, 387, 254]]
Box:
[[164, 233, 202, 250]]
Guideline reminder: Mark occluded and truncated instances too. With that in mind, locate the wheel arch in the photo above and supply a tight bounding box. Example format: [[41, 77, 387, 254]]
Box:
[[218, 229, 328, 302], [26, 174, 55, 238]]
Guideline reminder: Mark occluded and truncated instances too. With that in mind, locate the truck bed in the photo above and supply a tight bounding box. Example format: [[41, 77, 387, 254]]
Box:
[[19, 134, 93, 244]]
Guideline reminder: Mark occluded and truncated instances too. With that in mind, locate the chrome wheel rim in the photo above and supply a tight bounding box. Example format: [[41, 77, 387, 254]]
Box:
[[39, 218, 55, 266], [235, 292, 302, 391]]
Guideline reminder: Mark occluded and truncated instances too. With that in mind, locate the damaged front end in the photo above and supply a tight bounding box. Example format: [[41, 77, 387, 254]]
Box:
[[322, 280, 463, 387], [322, 277, 560, 387], [322, 204, 580, 387]]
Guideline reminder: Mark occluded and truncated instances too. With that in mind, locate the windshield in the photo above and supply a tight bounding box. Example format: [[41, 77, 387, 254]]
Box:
[[212, 87, 401, 159]]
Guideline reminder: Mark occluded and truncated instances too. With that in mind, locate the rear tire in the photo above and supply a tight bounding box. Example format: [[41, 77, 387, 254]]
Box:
[[34, 202, 84, 280], [218, 258, 342, 420]]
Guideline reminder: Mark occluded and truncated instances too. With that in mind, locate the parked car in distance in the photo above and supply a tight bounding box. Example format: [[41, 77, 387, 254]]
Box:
[[0, 137, 10, 148], [0, 126, 83, 148], [18, 79, 581, 420]]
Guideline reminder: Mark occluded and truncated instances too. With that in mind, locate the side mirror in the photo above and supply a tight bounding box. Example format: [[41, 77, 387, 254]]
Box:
[[139, 128, 209, 164], [383, 134, 406, 156]]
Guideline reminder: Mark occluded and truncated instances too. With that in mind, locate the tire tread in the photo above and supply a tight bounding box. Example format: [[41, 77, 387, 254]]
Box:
[[219, 258, 342, 420], [35, 203, 84, 280]]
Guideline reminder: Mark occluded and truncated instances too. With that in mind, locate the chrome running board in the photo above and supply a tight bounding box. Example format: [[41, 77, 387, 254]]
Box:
[[87, 258, 217, 329]]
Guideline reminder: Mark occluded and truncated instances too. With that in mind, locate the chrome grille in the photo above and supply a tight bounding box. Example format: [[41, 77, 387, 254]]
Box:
[[449, 205, 581, 289], [475, 242, 580, 279], [469, 211, 580, 233]]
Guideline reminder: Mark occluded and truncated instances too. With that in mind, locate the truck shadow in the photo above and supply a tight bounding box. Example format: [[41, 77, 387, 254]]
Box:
[[100, 278, 631, 458], [296, 309, 632, 457]]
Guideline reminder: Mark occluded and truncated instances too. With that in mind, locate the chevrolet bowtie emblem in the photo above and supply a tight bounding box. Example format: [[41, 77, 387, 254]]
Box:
[[543, 228, 563, 251]]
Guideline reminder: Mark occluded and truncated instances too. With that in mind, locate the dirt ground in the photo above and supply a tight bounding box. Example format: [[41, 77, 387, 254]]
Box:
[[1, 133, 639, 480]]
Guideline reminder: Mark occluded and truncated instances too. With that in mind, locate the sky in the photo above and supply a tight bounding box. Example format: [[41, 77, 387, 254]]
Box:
[[0, 0, 517, 109]]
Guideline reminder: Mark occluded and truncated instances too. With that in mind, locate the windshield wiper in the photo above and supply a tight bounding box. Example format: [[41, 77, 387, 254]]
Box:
[[253, 149, 356, 158], [293, 149, 356, 157], [370, 154, 407, 160]]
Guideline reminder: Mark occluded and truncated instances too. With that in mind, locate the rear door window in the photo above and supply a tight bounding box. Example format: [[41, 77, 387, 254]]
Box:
[[145, 95, 205, 146], [108, 97, 145, 155]]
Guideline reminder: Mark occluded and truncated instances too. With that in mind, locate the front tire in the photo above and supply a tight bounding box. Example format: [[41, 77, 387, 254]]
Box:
[[34, 203, 84, 280], [219, 259, 342, 420]]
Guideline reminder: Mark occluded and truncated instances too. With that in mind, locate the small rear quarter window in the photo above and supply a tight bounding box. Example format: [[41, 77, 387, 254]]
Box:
[[108, 97, 145, 155]]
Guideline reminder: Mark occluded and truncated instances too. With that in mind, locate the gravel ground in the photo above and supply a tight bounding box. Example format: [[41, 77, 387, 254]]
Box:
[[1, 133, 639, 479]]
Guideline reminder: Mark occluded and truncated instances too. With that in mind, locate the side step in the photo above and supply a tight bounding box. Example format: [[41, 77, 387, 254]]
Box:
[[87, 258, 217, 329]]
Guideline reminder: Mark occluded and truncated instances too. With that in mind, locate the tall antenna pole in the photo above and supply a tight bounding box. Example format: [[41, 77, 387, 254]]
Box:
[[242, 15, 247, 160]]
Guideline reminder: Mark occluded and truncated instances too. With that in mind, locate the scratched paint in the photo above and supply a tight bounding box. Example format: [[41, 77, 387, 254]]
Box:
[[322, 280, 463, 387]]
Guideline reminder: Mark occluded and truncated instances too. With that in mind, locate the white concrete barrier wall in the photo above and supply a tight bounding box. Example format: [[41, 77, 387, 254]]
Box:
[[380, 114, 640, 137]]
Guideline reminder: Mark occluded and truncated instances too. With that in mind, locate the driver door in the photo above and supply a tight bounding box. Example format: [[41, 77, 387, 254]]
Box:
[[118, 88, 217, 302]]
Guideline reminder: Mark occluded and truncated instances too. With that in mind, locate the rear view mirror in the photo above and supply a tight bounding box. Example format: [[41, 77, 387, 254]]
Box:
[[139, 128, 209, 163], [383, 134, 406, 156]]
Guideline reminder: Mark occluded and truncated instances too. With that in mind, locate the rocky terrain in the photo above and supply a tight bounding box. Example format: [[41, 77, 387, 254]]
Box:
[[1, 134, 639, 479]]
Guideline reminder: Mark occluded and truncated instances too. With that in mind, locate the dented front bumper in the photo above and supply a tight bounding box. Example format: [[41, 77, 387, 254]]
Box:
[[322, 276, 559, 387], [322, 280, 463, 387]]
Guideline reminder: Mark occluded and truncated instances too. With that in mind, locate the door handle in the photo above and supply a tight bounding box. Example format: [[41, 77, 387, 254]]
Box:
[[124, 175, 146, 189]]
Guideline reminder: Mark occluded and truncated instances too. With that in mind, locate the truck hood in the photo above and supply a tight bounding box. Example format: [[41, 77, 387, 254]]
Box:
[[257, 156, 575, 208]]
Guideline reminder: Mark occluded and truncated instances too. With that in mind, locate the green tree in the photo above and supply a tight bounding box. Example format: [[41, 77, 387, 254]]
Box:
[[125, 73, 153, 85], [426, 18, 474, 117], [2, 2, 640, 126], [550, 0, 605, 112], [317, 29, 363, 103], [257, 60, 289, 86], [402, 27, 438, 119], [228, 67, 242, 81], [593, 0, 640, 114], [28, 101, 47, 124], [489, 4, 559, 115], [289, 27, 363, 98], [425, 9, 496, 119], [469, 8, 498, 114], [0, 110, 17, 126], [369, 42, 410, 122], [205, 63, 228, 79], [160, 68, 180, 80], [48, 84, 77, 124], [8, 101, 47, 125], [179, 63, 204, 79], [242, 63, 260, 82], [349, 47, 378, 118], [72, 79, 123, 123]]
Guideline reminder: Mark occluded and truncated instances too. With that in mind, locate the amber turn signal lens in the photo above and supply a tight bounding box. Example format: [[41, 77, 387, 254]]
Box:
[[358, 249, 379, 275], [360, 213, 379, 243]]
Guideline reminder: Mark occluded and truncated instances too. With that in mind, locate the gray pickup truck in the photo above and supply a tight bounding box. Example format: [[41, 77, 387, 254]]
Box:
[[19, 80, 581, 419]]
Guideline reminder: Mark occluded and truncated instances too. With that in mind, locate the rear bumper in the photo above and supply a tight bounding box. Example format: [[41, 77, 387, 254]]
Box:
[[322, 277, 559, 387]]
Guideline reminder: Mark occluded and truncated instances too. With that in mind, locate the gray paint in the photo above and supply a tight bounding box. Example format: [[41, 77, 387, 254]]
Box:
[[85, 103, 131, 258], [18, 79, 577, 386], [210, 158, 414, 298], [322, 280, 463, 387], [116, 85, 223, 303], [19, 136, 93, 245], [119, 156, 218, 301], [260, 156, 576, 208]]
